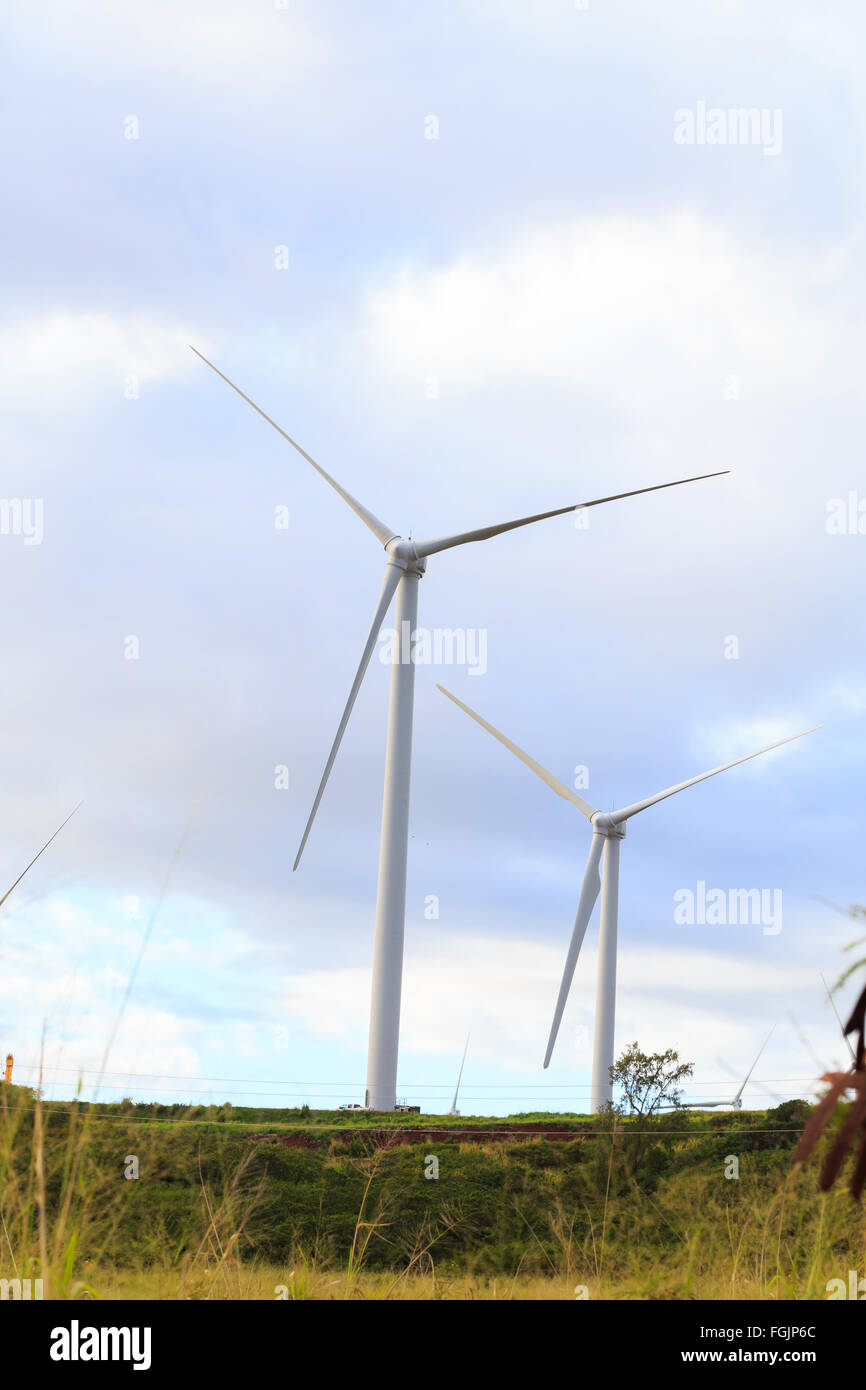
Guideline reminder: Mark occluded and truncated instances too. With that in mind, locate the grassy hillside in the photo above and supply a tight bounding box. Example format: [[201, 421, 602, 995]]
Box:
[[1, 1085, 864, 1299]]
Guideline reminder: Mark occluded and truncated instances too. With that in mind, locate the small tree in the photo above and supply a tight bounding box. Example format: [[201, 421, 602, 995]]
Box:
[[610, 1041, 694, 1116]]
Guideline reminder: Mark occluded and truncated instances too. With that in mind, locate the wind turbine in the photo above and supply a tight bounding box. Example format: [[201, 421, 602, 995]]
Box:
[[660, 1023, 778, 1110], [449, 1032, 471, 1116], [437, 683, 821, 1112], [191, 345, 728, 1111]]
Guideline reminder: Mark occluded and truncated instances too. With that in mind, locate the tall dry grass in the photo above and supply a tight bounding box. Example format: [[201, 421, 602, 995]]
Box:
[[2, 1089, 866, 1301]]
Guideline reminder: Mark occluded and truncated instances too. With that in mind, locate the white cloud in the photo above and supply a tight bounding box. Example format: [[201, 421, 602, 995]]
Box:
[[0, 313, 208, 406], [363, 212, 863, 409], [0, 893, 238, 1093], [10, 1, 322, 86], [823, 679, 866, 716], [9, 1006, 205, 1099], [1, 892, 836, 1109], [279, 929, 817, 1075], [691, 715, 823, 771]]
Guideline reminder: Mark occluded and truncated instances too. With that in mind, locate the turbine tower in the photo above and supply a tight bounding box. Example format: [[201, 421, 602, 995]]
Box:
[[438, 683, 820, 1112], [192, 345, 728, 1110]]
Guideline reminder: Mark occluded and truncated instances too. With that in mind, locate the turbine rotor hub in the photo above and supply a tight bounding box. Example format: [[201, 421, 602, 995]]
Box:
[[591, 811, 626, 838], [385, 536, 426, 576]]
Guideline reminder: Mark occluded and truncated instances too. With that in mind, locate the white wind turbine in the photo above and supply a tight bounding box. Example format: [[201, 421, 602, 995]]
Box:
[[438, 684, 821, 1112], [659, 1022, 778, 1111], [192, 345, 727, 1111], [449, 1032, 471, 1116]]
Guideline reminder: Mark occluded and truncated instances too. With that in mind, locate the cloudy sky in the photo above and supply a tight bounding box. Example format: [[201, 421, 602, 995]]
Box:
[[1, 0, 864, 1113]]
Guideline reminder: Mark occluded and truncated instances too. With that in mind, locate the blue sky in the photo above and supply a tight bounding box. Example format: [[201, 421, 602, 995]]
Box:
[[0, 0, 864, 1112]]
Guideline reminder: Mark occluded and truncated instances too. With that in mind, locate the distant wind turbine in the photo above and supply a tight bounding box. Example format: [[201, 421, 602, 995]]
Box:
[[438, 683, 821, 1112], [449, 1032, 471, 1116], [663, 1023, 778, 1110], [192, 344, 729, 1112]]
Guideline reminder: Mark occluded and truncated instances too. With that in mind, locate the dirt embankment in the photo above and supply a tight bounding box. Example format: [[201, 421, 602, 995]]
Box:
[[250, 1122, 599, 1149]]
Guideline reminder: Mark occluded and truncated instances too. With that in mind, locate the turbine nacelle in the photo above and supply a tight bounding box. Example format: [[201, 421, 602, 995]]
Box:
[[590, 811, 626, 838], [385, 537, 426, 575]]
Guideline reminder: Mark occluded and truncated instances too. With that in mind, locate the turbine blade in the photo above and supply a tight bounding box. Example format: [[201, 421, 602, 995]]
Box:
[[787, 1009, 828, 1075], [437, 685, 596, 819], [733, 1021, 777, 1104], [544, 832, 605, 1068], [294, 564, 402, 870], [821, 973, 857, 1063], [660, 1100, 723, 1110], [810, 894, 853, 919], [610, 724, 823, 825], [190, 347, 397, 548], [414, 470, 729, 558], [450, 1032, 471, 1115], [0, 801, 83, 911]]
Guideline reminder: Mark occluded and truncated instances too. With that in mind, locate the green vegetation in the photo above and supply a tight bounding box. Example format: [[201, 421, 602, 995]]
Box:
[[2, 1080, 865, 1299], [609, 1041, 694, 1114]]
